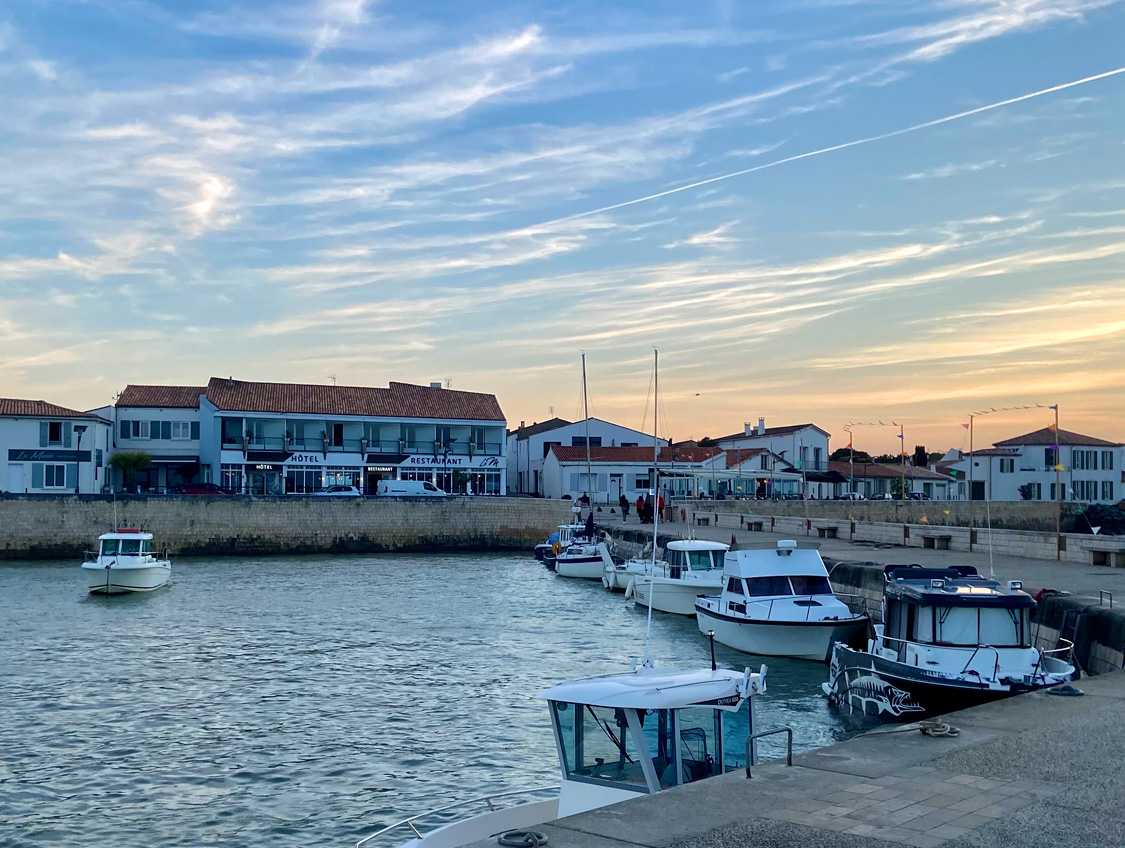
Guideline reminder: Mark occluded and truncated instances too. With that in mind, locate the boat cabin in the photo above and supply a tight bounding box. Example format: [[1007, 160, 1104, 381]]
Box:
[[98, 530, 155, 558], [660, 540, 728, 578], [717, 541, 836, 614], [540, 666, 763, 818], [880, 565, 1034, 662]]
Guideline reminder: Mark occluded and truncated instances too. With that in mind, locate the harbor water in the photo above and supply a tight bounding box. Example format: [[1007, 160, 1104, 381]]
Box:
[[1, 553, 879, 847]]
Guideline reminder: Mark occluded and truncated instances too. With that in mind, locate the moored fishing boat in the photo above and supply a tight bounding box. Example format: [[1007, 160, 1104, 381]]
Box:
[[695, 540, 868, 661], [822, 564, 1078, 719], [626, 539, 729, 616], [81, 529, 171, 594]]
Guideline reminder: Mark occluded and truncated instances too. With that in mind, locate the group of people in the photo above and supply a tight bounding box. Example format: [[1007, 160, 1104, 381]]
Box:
[[618, 491, 665, 524]]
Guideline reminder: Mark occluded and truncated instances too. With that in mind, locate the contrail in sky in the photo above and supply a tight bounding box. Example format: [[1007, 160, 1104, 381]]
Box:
[[545, 66, 1125, 226]]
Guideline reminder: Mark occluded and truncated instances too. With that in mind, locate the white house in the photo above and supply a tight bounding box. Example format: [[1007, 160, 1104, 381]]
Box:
[[198, 377, 507, 495], [540, 445, 720, 503], [93, 385, 205, 493], [507, 417, 667, 497], [713, 418, 831, 474], [829, 461, 957, 500], [951, 427, 1122, 503], [1, 399, 112, 494]]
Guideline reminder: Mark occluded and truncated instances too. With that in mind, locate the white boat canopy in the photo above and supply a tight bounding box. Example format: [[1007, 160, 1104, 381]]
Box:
[[98, 530, 155, 541], [665, 540, 730, 552], [724, 540, 830, 580], [538, 665, 764, 711]]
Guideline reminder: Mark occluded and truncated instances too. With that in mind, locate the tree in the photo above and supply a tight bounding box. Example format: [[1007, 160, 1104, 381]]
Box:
[[108, 451, 152, 492], [890, 476, 906, 499], [830, 447, 872, 462], [698, 436, 717, 447], [912, 445, 927, 467]]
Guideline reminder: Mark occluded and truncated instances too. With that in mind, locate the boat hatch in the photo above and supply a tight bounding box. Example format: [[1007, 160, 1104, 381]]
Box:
[[550, 701, 733, 794], [100, 538, 151, 556]]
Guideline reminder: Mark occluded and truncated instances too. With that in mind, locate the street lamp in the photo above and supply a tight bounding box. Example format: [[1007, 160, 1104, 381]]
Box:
[[73, 424, 88, 495], [442, 438, 456, 495]]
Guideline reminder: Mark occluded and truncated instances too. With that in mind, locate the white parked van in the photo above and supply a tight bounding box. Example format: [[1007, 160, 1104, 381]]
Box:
[[376, 480, 449, 497]]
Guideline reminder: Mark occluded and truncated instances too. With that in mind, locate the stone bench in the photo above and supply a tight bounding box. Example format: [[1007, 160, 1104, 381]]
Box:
[[694, 515, 710, 527], [816, 526, 838, 539], [1090, 549, 1125, 568], [923, 534, 952, 550], [741, 517, 764, 531]]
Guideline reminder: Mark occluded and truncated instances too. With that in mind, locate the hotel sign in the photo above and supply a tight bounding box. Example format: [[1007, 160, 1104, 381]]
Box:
[[9, 449, 91, 462], [287, 452, 326, 464]]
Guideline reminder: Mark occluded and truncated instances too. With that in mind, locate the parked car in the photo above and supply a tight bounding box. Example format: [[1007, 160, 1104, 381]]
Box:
[[908, 492, 931, 501], [312, 485, 362, 497], [837, 492, 866, 501], [377, 480, 449, 497], [176, 482, 236, 495], [871, 493, 897, 500]]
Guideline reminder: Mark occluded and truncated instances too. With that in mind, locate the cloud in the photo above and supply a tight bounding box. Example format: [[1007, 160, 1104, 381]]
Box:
[[902, 159, 999, 180], [26, 59, 57, 81], [717, 66, 750, 82], [664, 222, 740, 249]]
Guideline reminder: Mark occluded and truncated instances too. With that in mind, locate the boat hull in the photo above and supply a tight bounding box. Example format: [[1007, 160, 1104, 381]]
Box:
[[555, 556, 605, 580], [696, 604, 868, 662], [822, 643, 1073, 720], [633, 579, 720, 616], [82, 563, 171, 595], [395, 799, 561, 848]]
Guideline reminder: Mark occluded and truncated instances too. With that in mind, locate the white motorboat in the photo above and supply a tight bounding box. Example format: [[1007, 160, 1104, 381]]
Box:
[[695, 540, 868, 662], [81, 529, 172, 595], [626, 540, 729, 616], [823, 565, 1079, 720], [555, 541, 616, 580], [354, 663, 767, 848]]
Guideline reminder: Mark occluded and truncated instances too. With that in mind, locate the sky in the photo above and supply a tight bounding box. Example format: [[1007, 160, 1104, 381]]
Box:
[[1, 0, 1124, 455]]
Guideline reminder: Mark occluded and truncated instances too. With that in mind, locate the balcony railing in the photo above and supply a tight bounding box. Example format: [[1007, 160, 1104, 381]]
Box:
[[222, 436, 503, 456]]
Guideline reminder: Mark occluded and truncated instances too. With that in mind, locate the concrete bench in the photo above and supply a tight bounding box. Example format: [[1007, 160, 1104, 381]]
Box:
[[694, 516, 710, 527], [1090, 549, 1125, 568], [923, 535, 952, 550], [741, 518, 764, 532], [816, 526, 838, 539]]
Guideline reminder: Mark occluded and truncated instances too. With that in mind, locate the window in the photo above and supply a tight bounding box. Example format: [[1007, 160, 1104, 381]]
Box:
[[290, 420, 307, 448], [745, 576, 792, 597], [285, 466, 321, 494], [400, 425, 419, 452], [552, 702, 650, 791], [726, 577, 744, 595], [171, 422, 191, 440], [96, 449, 103, 468], [1073, 450, 1097, 471], [220, 464, 242, 493], [436, 426, 451, 448], [634, 475, 649, 490], [1074, 480, 1099, 502], [132, 420, 150, 439], [471, 426, 488, 452], [935, 606, 1027, 647], [331, 423, 344, 448], [44, 464, 67, 487], [620, 442, 638, 448], [221, 418, 242, 446], [1101, 451, 1115, 471], [687, 551, 713, 570], [248, 420, 266, 446], [789, 575, 832, 595], [1103, 481, 1114, 501], [999, 458, 1014, 473], [760, 454, 769, 470], [1044, 448, 1058, 468], [47, 422, 63, 445], [571, 436, 603, 447]]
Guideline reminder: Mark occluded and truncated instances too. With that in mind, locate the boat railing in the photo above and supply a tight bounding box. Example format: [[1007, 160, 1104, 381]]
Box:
[[1031, 638, 1075, 679], [959, 645, 1001, 683], [744, 726, 793, 775], [354, 785, 560, 848], [83, 550, 99, 563]]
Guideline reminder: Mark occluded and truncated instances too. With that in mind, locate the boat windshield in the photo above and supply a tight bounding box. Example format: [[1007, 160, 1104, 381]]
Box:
[[553, 702, 651, 792], [119, 539, 142, 556], [100, 539, 118, 556], [790, 575, 832, 595], [926, 606, 1030, 648], [746, 576, 791, 597], [673, 707, 722, 784], [687, 551, 713, 571]]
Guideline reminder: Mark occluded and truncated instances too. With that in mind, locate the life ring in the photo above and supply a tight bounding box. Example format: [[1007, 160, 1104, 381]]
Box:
[[551, 541, 563, 555], [680, 508, 686, 522], [624, 579, 635, 600]]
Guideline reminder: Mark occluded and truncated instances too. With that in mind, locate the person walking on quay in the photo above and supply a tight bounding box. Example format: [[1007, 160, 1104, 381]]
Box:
[[636, 493, 645, 523], [619, 492, 630, 521]]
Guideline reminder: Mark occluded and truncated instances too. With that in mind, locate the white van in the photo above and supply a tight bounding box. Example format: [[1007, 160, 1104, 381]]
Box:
[[376, 480, 449, 497]]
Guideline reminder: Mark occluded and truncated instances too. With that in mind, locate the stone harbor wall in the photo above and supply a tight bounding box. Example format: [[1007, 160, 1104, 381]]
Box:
[[0, 494, 572, 559]]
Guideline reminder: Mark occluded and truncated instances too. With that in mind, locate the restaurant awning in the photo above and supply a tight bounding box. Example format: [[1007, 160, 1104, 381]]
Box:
[[246, 450, 292, 463]]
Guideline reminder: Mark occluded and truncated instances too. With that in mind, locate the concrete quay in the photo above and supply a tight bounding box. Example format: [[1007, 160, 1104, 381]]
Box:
[[503, 671, 1125, 848]]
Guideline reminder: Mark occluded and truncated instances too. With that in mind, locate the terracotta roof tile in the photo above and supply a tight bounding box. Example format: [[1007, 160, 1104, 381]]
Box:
[[828, 460, 953, 480], [117, 385, 205, 409], [203, 377, 505, 421], [993, 427, 1121, 448], [549, 446, 721, 464], [509, 417, 573, 439], [715, 423, 828, 442], [0, 398, 96, 418]]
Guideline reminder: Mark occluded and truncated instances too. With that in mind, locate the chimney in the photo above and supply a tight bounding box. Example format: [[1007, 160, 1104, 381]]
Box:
[[744, 422, 753, 436], [757, 417, 766, 435], [520, 420, 525, 429], [429, 381, 442, 389]]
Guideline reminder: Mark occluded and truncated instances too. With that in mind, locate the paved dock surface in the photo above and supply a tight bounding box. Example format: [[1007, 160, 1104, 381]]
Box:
[[598, 511, 1123, 603], [504, 671, 1125, 848]]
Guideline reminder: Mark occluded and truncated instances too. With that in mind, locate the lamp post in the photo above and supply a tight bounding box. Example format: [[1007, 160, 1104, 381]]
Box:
[[443, 438, 456, 495], [73, 424, 88, 495]]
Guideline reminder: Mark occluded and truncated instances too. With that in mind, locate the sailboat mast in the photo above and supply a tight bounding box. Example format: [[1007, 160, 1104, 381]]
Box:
[[644, 348, 659, 664], [582, 352, 592, 502]]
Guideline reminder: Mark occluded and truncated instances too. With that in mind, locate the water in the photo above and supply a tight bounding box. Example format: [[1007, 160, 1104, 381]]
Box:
[[1, 553, 878, 847]]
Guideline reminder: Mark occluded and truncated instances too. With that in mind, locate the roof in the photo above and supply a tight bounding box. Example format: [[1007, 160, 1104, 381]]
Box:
[[203, 377, 505, 421], [725, 448, 768, 467], [0, 398, 99, 419], [961, 448, 1020, 457], [715, 423, 829, 442], [666, 540, 730, 551], [885, 566, 1034, 609], [994, 427, 1121, 448], [537, 665, 761, 710], [509, 417, 572, 439], [548, 445, 721, 464], [828, 461, 953, 480], [117, 385, 205, 409], [726, 543, 831, 580]]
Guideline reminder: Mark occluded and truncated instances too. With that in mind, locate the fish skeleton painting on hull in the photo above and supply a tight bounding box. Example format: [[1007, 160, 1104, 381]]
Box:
[[841, 674, 925, 718]]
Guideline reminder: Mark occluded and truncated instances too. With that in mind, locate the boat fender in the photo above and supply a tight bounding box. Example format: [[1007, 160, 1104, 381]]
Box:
[[624, 580, 635, 600], [498, 831, 548, 848], [602, 576, 612, 590], [551, 541, 563, 556]]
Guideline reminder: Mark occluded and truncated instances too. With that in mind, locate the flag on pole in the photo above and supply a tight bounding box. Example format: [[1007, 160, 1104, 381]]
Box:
[[1048, 404, 1058, 410], [961, 423, 970, 430], [845, 441, 852, 449]]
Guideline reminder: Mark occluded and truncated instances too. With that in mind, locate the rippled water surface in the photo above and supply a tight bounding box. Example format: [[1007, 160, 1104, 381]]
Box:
[[2, 553, 878, 847]]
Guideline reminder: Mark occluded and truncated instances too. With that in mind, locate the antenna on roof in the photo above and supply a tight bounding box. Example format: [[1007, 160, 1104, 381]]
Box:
[[445, 377, 452, 389], [548, 406, 554, 416], [328, 375, 337, 386]]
